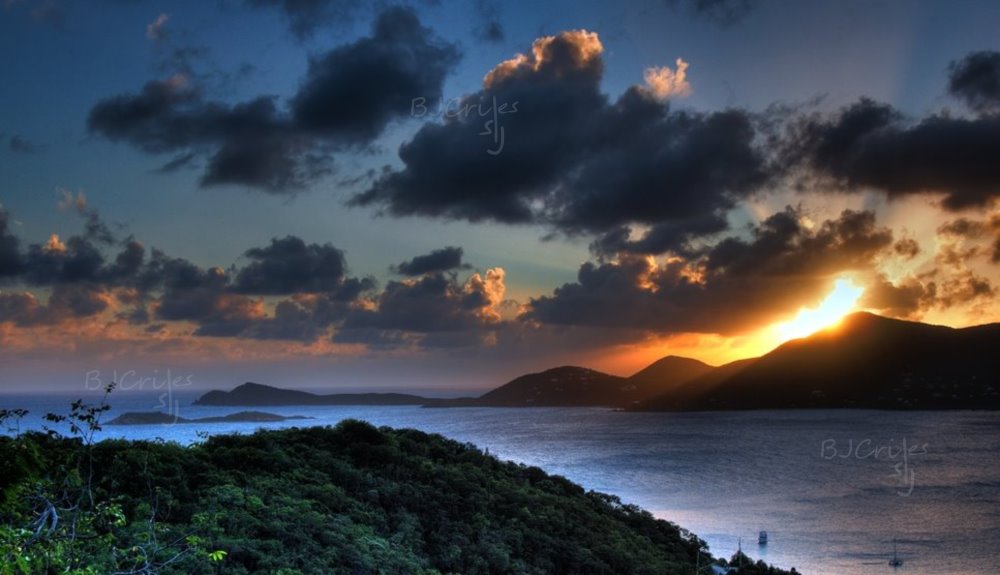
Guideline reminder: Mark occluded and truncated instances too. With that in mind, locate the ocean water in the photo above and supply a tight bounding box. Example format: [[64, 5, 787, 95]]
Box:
[[2, 391, 999, 575]]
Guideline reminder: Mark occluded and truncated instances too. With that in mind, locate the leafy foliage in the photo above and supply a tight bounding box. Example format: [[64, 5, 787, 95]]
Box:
[[2, 403, 797, 574]]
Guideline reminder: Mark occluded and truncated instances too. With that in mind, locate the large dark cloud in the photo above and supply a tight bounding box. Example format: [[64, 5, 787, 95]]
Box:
[[335, 268, 505, 348], [391, 246, 467, 276], [87, 78, 315, 192], [87, 7, 459, 193], [529, 208, 894, 335], [352, 41, 999, 260], [234, 236, 349, 294], [355, 30, 609, 223], [948, 51, 1000, 116], [291, 6, 460, 142], [354, 31, 772, 254], [22, 235, 105, 286], [342, 274, 483, 332], [794, 98, 1000, 209]]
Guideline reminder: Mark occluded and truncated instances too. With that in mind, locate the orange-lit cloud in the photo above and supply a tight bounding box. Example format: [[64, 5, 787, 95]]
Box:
[[643, 58, 692, 100], [484, 29, 602, 87], [43, 233, 66, 253]]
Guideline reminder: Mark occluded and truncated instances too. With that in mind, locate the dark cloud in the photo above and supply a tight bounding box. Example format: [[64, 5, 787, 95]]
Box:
[[88, 81, 319, 192], [529, 208, 894, 335], [937, 270, 995, 307], [858, 230, 998, 318], [0, 209, 24, 279], [234, 236, 351, 294], [87, 76, 201, 153], [243, 0, 363, 40], [199, 131, 324, 191], [0, 284, 109, 327], [0, 292, 39, 327], [8, 134, 42, 154], [948, 51, 1000, 116], [354, 31, 771, 254], [892, 238, 920, 259], [45, 284, 110, 319], [141, 244, 372, 341], [391, 246, 467, 276], [353, 29, 607, 224], [145, 260, 269, 338], [473, 0, 504, 42], [938, 218, 987, 238], [88, 7, 459, 193], [590, 215, 729, 258], [553, 93, 767, 237], [0, 205, 388, 340], [937, 216, 1000, 239], [155, 152, 197, 173], [335, 268, 505, 348], [0, 211, 253, 330], [23, 236, 105, 286], [230, 298, 327, 341], [341, 271, 501, 332], [860, 273, 935, 319], [1, 205, 129, 287], [292, 6, 460, 143], [937, 215, 1000, 266], [668, 0, 758, 27], [794, 98, 1000, 210]]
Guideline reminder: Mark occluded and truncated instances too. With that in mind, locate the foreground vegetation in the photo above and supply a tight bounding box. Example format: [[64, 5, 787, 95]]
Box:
[[0, 397, 797, 574]]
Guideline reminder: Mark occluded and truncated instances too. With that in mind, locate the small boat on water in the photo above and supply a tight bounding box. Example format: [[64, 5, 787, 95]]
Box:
[[889, 539, 903, 568], [758, 531, 768, 546]]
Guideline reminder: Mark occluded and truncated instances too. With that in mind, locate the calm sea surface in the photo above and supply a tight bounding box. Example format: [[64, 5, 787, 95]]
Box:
[[3, 391, 999, 575]]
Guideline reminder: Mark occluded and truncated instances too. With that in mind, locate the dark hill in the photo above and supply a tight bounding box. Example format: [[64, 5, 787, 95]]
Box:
[[627, 355, 714, 396], [638, 312, 1000, 410], [2, 421, 798, 574], [474, 366, 628, 406], [430, 358, 715, 408]]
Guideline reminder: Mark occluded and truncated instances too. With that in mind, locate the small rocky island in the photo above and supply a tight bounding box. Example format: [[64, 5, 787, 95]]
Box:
[[107, 410, 313, 425]]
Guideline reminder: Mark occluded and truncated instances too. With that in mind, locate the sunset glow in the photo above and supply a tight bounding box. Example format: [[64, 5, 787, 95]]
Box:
[[774, 279, 865, 342], [0, 2, 997, 392]]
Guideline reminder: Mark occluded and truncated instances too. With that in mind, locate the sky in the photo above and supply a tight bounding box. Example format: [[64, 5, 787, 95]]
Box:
[[0, 0, 998, 393]]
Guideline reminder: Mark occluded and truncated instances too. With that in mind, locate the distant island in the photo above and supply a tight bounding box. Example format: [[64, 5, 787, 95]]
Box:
[[195, 356, 714, 409], [195, 313, 1000, 411], [424, 355, 713, 408], [193, 383, 427, 407], [107, 410, 314, 425]]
